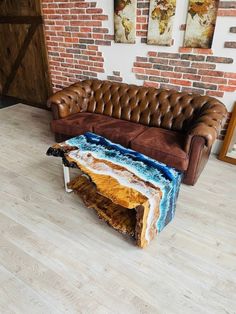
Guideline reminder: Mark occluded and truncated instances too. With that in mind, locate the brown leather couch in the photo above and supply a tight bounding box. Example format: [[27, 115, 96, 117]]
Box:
[[47, 79, 227, 185]]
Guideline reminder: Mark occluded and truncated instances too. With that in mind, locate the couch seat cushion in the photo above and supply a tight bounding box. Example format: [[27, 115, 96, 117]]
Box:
[[94, 119, 147, 147], [51, 113, 112, 136], [130, 128, 189, 171]]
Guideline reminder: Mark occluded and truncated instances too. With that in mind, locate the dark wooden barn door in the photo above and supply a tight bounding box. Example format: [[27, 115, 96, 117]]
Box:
[[0, 0, 52, 108]]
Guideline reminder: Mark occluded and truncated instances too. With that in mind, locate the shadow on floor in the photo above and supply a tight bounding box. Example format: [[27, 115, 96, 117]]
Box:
[[0, 96, 21, 109]]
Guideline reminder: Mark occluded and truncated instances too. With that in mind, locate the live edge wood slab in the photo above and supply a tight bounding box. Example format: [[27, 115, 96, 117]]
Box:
[[47, 132, 182, 248]]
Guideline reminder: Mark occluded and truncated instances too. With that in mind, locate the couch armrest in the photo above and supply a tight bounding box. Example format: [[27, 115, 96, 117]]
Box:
[[185, 99, 227, 152], [47, 82, 91, 119]]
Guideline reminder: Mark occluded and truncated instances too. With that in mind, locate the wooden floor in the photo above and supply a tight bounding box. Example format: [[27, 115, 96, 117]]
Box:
[[0, 104, 235, 314]]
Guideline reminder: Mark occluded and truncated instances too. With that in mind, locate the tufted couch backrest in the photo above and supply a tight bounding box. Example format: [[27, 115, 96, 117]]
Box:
[[79, 79, 222, 132]]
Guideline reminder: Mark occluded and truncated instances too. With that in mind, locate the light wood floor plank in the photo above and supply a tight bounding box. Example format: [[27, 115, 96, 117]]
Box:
[[0, 265, 60, 314], [0, 104, 235, 314]]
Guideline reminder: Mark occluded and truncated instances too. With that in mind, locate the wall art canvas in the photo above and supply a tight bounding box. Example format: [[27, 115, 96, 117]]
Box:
[[184, 0, 219, 48], [114, 0, 136, 44], [147, 0, 176, 46]]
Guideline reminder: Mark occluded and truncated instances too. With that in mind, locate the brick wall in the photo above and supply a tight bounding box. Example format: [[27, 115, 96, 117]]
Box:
[[42, 0, 112, 89], [41, 0, 236, 150], [133, 51, 236, 97]]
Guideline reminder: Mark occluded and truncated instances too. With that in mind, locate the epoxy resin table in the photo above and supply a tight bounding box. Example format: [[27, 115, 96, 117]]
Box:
[[47, 132, 182, 248]]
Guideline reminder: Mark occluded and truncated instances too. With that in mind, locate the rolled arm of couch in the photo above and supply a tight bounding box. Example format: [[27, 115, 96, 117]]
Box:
[[47, 82, 91, 119], [185, 99, 227, 152]]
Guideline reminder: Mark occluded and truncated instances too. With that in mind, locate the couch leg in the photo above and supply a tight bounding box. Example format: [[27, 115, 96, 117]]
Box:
[[54, 133, 70, 143], [182, 174, 196, 186], [55, 133, 62, 142]]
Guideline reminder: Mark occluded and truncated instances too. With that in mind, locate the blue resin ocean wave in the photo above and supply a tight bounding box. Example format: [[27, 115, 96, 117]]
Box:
[[66, 132, 182, 232]]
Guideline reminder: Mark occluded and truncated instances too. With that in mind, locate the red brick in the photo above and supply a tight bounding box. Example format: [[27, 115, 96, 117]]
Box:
[[89, 66, 104, 73], [219, 85, 236, 92], [191, 62, 216, 70], [136, 74, 148, 80], [104, 35, 114, 40], [198, 70, 224, 77], [82, 70, 97, 77], [133, 62, 152, 69], [153, 64, 173, 71], [50, 36, 64, 42], [224, 41, 236, 48], [218, 9, 236, 16], [161, 71, 182, 78], [132, 67, 146, 74], [224, 72, 236, 79], [137, 31, 147, 36], [170, 79, 192, 86], [219, 2, 236, 9], [160, 84, 181, 91], [92, 33, 104, 39], [206, 56, 233, 63], [94, 40, 111, 46], [175, 67, 197, 74], [206, 91, 224, 97], [59, 3, 78, 8], [230, 27, 236, 33], [70, 9, 85, 14], [193, 48, 213, 55], [93, 27, 108, 33], [107, 75, 123, 82], [193, 82, 217, 90], [181, 87, 204, 95], [183, 74, 201, 81], [149, 57, 169, 65], [55, 21, 70, 26], [169, 60, 190, 67], [60, 53, 73, 58], [229, 79, 236, 85], [78, 60, 91, 66], [89, 56, 104, 62], [137, 17, 147, 23], [80, 27, 92, 33], [147, 51, 158, 57], [74, 2, 90, 8], [179, 47, 193, 53], [149, 76, 169, 83], [93, 62, 103, 68], [43, 9, 58, 14], [83, 50, 97, 56], [136, 57, 148, 62], [92, 15, 107, 21], [202, 77, 227, 84], [65, 37, 79, 43], [75, 64, 89, 70], [145, 69, 161, 76], [181, 54, 205, 61], [144, 81, 160, 88], [70, 21, 101, 27], [158, 52, 180, 59], [88, 45, 98, 51], [86, 8, 103, 14]]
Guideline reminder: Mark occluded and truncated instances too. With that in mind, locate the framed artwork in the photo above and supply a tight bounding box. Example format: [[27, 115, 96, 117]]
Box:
[[114, 0, 136, 44], [219, 103, 236, 165], [147, 0, 176, 46], [184, 0, 219, 48]]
